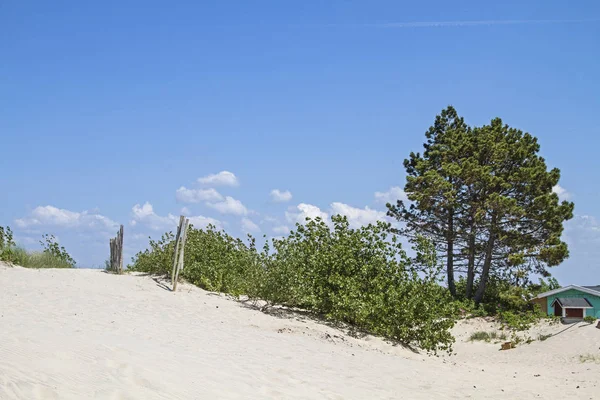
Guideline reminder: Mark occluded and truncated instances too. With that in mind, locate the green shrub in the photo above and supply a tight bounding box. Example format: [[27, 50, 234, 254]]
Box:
[[583, 316, 597, 324], [128, 231, 176, 275], [499, 310, 544, 331], [0, 226, 17, 263], [131, 216, 458, 354], [39, 234, 76, 268], [0, 226, 75, 268]]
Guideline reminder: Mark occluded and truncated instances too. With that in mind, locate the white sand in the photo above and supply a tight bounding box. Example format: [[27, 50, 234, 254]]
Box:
[[1, 264, 599, 399]]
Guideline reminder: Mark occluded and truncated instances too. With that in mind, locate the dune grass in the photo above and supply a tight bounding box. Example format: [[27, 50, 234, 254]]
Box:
[[3, 246, 74, 269], [7, 247, 74, 269], [469, 331, 507, 342]]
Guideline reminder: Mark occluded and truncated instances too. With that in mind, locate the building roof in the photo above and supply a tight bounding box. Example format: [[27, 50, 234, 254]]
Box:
[[535, 285, 600, 299], [551, 297, 593, 308]]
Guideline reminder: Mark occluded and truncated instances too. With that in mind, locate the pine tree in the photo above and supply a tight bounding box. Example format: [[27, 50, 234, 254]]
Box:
[[388, 107, 574, 303]]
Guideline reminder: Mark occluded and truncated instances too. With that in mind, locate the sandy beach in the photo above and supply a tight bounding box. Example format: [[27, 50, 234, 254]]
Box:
[[1, 263, 598, 399]]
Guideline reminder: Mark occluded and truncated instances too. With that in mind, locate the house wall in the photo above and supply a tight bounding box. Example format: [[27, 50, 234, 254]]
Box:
[[532, 297, 547, 314], [545, 289, 600, 318]]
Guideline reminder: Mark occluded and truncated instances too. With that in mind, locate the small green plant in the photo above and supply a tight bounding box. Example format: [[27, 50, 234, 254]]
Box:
[[470, 331, 491, 341], [579, 354, 600, 363], [39, 234, 76, 268], [0, 226, 17, 263], [510, 333, 523, 347], [583, 316, 597, 324], [538, 333, 552, 341]]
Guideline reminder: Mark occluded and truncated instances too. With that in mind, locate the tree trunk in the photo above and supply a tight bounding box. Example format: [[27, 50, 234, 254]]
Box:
[[465, 221, 476, 299], [474, 214, 497, 305], [447, 210, 456, 297]]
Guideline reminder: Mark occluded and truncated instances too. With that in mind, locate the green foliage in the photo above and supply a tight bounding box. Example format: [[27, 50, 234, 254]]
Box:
[[129, 232, 176, 275], [0, 226, 17, 263], [39, 234, 76, 268], [583, 316, 597, 324], [0, 226, 75, 268], [131, 216, 458, 353], [388, 107, 574, 304], [537, 333, 552, 341], [498, 310, 543, 332]]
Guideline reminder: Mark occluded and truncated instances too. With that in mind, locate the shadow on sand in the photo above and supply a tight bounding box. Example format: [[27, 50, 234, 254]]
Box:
[[236, 299, 419, 353]]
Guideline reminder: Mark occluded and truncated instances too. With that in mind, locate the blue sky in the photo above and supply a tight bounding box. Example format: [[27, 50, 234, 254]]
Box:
[[1, 1, 599, 283]]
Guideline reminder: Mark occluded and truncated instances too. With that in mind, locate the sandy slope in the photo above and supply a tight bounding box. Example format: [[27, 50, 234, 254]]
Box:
[[1, 264, 599, 399]]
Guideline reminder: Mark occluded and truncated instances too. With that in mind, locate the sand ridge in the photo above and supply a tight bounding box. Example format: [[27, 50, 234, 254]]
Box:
[[1, 264, 598, 399]]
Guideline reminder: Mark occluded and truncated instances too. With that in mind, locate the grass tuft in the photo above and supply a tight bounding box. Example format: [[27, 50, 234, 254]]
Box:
[[537, 333, 552, 341], [4, 246, 74, 269], [579, 354, 600, 363], [469, 331, 507, 342]]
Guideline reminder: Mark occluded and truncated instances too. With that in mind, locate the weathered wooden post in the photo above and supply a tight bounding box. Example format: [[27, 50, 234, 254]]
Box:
[[118, 225, 124, 274], [172, 217, 189, 292], [109, 225, 124, 274], [171, 216, 185, 287]]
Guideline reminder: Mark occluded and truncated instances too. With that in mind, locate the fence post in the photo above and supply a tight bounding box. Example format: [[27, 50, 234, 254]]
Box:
[[171, 216, 185, 287], [109, 238, 115, 272], [118, 225, 124, 274], [109, 225, 124, 274], [172, 217, 189, 292]]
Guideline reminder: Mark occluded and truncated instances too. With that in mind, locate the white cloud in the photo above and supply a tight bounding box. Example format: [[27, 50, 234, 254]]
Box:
[[270, 189, 293, 203], [15, 205, 118, 231], [131, 202, 176, 230], [553, 185, 572, 201], [286, 203, 330, 225], [206, 196, 248, 216], [180, 207, 191, 215], [131, 202, 220, 230], [176, 186, 223, 203], [374, 186, 408, 204], [198, 171, 239, 187], [241, 218, 260, 233], [330, 202, 387, 229], [285, 202, 388, 229], [273, 225, 290, 234], [188, 215, 221, 229]]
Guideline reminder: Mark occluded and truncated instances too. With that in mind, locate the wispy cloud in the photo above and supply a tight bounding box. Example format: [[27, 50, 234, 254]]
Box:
[[332, 18, 599, 29]]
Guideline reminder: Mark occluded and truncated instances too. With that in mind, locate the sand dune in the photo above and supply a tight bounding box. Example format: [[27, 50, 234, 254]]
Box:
[[1, 263, 598, 399]]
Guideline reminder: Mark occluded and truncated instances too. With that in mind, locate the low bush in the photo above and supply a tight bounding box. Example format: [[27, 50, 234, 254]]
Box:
[[130, 216, 458, 354], [498, 310, 545, 332], [0, 226, 75, 268], [583, 315, 597, 324]]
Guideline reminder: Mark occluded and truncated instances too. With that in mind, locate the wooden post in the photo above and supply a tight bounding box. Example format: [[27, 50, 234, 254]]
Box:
[[171, 216, 185, 287], [118, 225, 124, 274], [109, 238, 115, 272], [172, 218, 189, 292], [109, 225, 124, 274]]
